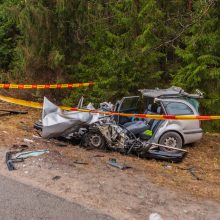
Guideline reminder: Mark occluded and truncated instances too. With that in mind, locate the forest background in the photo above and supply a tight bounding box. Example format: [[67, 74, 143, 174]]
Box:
[[0, 0, 219, 130]]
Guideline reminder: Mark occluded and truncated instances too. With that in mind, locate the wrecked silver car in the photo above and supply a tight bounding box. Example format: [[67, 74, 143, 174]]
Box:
[[36, 95, 188, 163]]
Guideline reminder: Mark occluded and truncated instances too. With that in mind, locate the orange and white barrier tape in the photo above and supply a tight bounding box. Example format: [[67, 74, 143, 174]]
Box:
[[0, 82, 95, 89], [0, 94, 220, 120]]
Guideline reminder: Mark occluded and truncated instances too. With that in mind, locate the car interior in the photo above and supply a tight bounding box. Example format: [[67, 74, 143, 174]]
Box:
[[122, 102, 164, 140]]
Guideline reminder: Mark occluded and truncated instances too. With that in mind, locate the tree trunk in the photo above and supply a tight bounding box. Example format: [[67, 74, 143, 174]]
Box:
[[188, 0, 192, 11]]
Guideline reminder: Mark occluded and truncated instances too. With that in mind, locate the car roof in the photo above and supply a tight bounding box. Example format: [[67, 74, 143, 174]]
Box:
[[139, 86, 203, 99]]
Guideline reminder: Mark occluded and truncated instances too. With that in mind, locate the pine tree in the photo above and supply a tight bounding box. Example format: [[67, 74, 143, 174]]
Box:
[[0, 0, 19, 71], [174, 0, 220, 130], [14, 0, 88, 81], [71, 0, 167, 103]]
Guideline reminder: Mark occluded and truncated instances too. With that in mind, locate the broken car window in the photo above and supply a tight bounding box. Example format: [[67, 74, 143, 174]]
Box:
[[163, 102, 194, 115]]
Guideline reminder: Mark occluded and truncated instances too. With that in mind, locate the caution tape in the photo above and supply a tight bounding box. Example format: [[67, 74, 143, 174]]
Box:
[[0, 82, 95, 89], [66, 108, 220, 120], [0, 94, 220, 120], [0, 94, 43, 109]]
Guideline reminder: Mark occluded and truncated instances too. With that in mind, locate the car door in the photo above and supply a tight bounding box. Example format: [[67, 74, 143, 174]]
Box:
[[114, 96, 139, 125]]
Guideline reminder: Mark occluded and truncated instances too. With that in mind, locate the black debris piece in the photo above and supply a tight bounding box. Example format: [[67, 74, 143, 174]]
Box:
[[139, 149, 186, 163], [0, 109, 28, 116], [5, 151, 24, 171], [73, 160, 88, 165], [178, 166, 202, 180], [52, 176, 61, 181], [93, 155, 105, 158], [107, 158, 131, 170]]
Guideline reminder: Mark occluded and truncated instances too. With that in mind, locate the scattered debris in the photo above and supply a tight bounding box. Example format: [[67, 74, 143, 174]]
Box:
[[6, 152, 16, 171], [162, 164, 202, 180], [0, 113, 11, 117], [149, 213, 163, 220], [0, 109, 28, 117], [15, 149, 49, 160], [52, 176, 61, 181], [6, 149, 49, 171], [11, 144, 29, 150], [0, 109, 28, 114], [107, 158, 131, 170], [24, 138, 34, 144], [5, 151, 24, 171], [73, 160, 88, 165], [162, 163, 172, 169], [53, 140, 68, 147], [177, 166, 202, 180], [93, 154, 105, 158]]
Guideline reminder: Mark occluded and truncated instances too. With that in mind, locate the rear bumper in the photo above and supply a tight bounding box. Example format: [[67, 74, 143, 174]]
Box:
[[183, 129, 203, 144]]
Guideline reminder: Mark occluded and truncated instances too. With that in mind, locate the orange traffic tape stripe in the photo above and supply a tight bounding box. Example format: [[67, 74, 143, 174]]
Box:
[[0, 94, 220, 120], [0, 82, 95, 89]]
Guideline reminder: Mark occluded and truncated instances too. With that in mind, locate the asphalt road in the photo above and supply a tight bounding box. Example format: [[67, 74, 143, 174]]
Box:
[[0, 174, 114, 220]]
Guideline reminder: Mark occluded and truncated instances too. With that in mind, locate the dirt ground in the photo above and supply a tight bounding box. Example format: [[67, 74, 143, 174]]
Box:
[[0, 101, 219, 220]]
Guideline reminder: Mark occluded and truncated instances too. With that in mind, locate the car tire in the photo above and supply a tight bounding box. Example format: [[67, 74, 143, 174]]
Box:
[[86, 130, 106, 149], [159, 131, 183, 152]]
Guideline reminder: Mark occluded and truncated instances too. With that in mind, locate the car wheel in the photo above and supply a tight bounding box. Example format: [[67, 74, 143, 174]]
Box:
[[86, 131, 106, 149], [159, 132, 183, 152]]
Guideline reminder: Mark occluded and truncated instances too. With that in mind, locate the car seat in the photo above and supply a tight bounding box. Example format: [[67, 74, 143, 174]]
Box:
[[124, 105, 163, 139], [139, 106, 163, 140]]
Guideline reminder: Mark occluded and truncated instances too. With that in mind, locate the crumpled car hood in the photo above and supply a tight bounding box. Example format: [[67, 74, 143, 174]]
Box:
[[42, 97, 99, 138]]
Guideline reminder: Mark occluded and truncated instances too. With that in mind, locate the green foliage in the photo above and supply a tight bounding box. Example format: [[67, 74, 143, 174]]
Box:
[[11, 0, 89, 79], [173, 0, 220, 130], [0, 0, 19, 70]]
